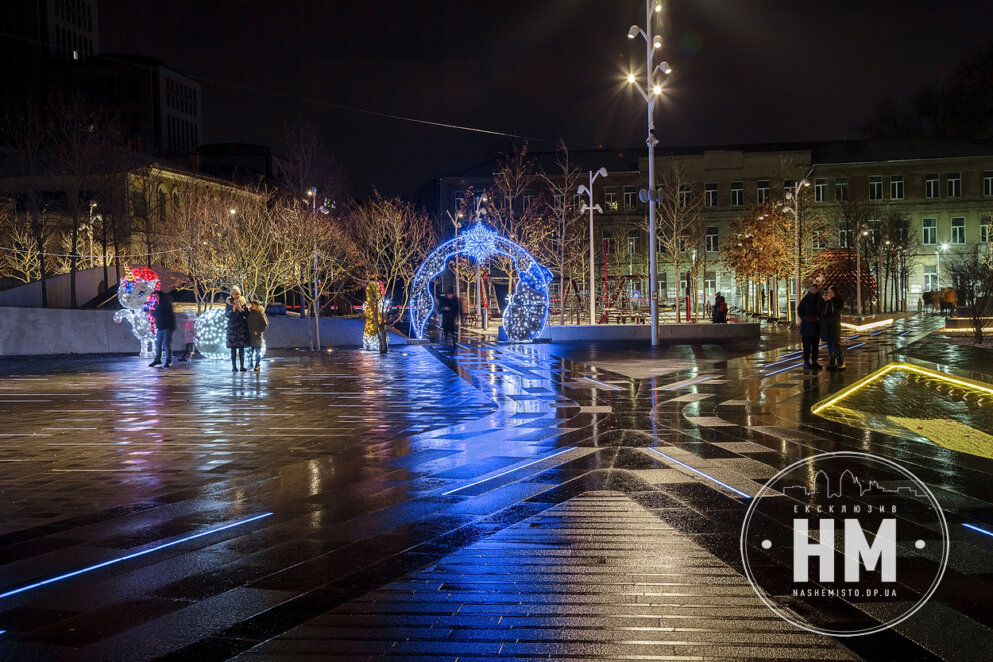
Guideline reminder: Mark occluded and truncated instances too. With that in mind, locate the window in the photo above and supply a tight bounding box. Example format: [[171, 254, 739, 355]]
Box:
[[951, 217, 965, 244], [604, 187, 618, 211], [756, 180, 770, 204], [813, 229, 827, 249], [814, 178, 827, 202], [835, 178, 848, 202], [922, 218, 937, 245], [985, 171, 993, 197], [704, 182, 718, 207], [890, 175, 904, 200], [730, 182, 743, 207], [678, 184, 691, 209], [924, 265, 938, 292], [783, 179, 795, 195], [947, 172, 961, 197], [623, 186, 636, 210], [868, 176, 883, 200], [925, 174, 939, 198], [704, 271, 716, 296], [982, 216, 991, 244], [627, 230, 639, 255], [705, 225, 719, 252], [839, 227, 852, 248]]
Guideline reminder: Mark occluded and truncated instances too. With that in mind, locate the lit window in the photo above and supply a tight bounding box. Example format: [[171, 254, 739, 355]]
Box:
[[951, 217, 965, 244], [922, 218, 937, 245], [604, 187, 618, 211], [924, 265, 938, 291], [730, 182, 743, 207], [868, 176, 883, 201], [890, 175, 904, 200]]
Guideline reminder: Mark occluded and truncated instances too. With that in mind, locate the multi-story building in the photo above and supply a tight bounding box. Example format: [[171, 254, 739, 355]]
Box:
[[434, 139, 993, 313]]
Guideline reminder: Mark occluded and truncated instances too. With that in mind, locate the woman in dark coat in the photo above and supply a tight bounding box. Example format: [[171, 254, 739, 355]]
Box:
[[225, 286, 250, 372], [796, 283, 822, 370], [819, 285, 845, 370]]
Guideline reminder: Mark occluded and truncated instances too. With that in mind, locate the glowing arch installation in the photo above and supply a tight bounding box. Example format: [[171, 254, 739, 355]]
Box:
[[410, 222, 552, 342]]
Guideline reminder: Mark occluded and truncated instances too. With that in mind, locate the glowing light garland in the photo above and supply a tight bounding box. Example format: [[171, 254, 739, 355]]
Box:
[[113, 266, 159, 357], [410, 222, 551, 342], [194, 308, 266, 361]]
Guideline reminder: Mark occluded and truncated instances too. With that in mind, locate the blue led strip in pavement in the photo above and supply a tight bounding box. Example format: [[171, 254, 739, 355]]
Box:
[[441, 447, 577, 496], [764, 362, 805, 377], [900, 330, 913, 336], [0, 512, 274, 601], [647, 448, 751, 499], [847, 342, 868, 349], [963, 522, 993, 538], [583, 377, 623, 391]]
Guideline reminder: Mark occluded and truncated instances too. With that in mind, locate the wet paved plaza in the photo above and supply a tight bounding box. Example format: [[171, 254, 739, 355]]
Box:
[[1, 317, 993, 661]]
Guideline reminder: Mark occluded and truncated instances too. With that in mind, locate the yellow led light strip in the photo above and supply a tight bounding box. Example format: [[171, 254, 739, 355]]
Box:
[[937, 327, 982, 334], [811, 361, 993, 415], [840, 318, 895, 332]]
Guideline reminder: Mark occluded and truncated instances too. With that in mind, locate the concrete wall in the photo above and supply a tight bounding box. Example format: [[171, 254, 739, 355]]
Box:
[[0, 267, 112, 309], [0, 307, 407, 356], [539, 322, 761, 344]]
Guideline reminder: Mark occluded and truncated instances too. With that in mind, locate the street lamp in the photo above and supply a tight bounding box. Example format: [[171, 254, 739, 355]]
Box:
[[626, 0, 672, 346], [780, 173, 811, 326], [578, 167, 607, 326], [936, 243, 949, 289], [855, 223, 870, 315], [445, 209, 464, 313]]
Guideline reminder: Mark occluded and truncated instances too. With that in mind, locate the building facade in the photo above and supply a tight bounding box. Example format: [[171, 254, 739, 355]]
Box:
[[435, 139, 993, 314]]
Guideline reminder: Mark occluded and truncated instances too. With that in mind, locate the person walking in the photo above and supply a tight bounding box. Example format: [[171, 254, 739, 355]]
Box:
[[225, 286, 250, 372], [711, 292, 728, 324], [439, 291, 460, 349], [796, 283, 822, 370], [149, 289, 177, 368], [247, 299, 269, 372], [820, 285, 845, 371]]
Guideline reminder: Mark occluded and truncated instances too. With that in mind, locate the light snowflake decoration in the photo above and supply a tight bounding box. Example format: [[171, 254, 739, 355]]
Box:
[[409, 222, 551, 342], [114, 265, 159, 357], [460, 222, 499, 264]]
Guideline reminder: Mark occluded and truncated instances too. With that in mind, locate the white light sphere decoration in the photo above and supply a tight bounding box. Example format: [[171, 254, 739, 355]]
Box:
[[194, 308, 265, 360]]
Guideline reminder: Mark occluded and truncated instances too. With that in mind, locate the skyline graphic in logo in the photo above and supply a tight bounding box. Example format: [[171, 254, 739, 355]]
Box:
[[740, 451, 949, 637]]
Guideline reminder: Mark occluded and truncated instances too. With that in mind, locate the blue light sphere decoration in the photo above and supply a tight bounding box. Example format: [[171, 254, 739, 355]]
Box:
[[194, 308, 266, 360], [410, 222, 551, 342]]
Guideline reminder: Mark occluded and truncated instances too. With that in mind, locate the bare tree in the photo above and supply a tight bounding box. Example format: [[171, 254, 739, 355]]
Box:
[[0, 203, 43, 283], [346, 192, 435, 319], [948, 246, 993, 343], [649, 159, 705, 322], [540, 142, 586, 325]]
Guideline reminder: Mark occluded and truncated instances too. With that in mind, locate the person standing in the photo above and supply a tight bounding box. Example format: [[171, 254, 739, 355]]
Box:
[[711, 292, 728, 324], [247, 299, 269, 372], [149, 289, 176, 368], [820, 285, 845, 371], [438, 291, 460, 349], [226, 286, 250, 372], [796, 283, 822, 370]]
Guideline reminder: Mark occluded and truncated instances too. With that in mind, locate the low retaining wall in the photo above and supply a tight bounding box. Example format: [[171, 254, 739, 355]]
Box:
[[0, 307, 407, 357], [536, 322, 761, 344]]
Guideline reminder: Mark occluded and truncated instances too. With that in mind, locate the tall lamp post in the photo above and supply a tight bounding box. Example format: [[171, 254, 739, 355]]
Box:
[[781, 173, 811, 327], [445, 210, 464, 310], [936, 243, 948, 289], [626, 0, 670, 346], [577, 167, 607, 325], [855, 223, 869, 315]]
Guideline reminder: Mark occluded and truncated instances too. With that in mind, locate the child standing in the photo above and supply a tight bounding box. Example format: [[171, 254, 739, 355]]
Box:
[[247, 299, 269, 372]]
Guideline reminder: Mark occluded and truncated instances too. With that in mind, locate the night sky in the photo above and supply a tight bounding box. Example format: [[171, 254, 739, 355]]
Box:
[[98, 0, 993, 198]]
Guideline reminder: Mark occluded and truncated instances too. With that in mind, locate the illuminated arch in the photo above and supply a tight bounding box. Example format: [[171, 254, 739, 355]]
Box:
[[410, 222, 552, 342]]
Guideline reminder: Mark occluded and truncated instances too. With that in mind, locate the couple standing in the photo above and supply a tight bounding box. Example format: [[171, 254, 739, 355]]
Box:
[[797, 283, 846, 371], [226, 286, 268, 372]]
